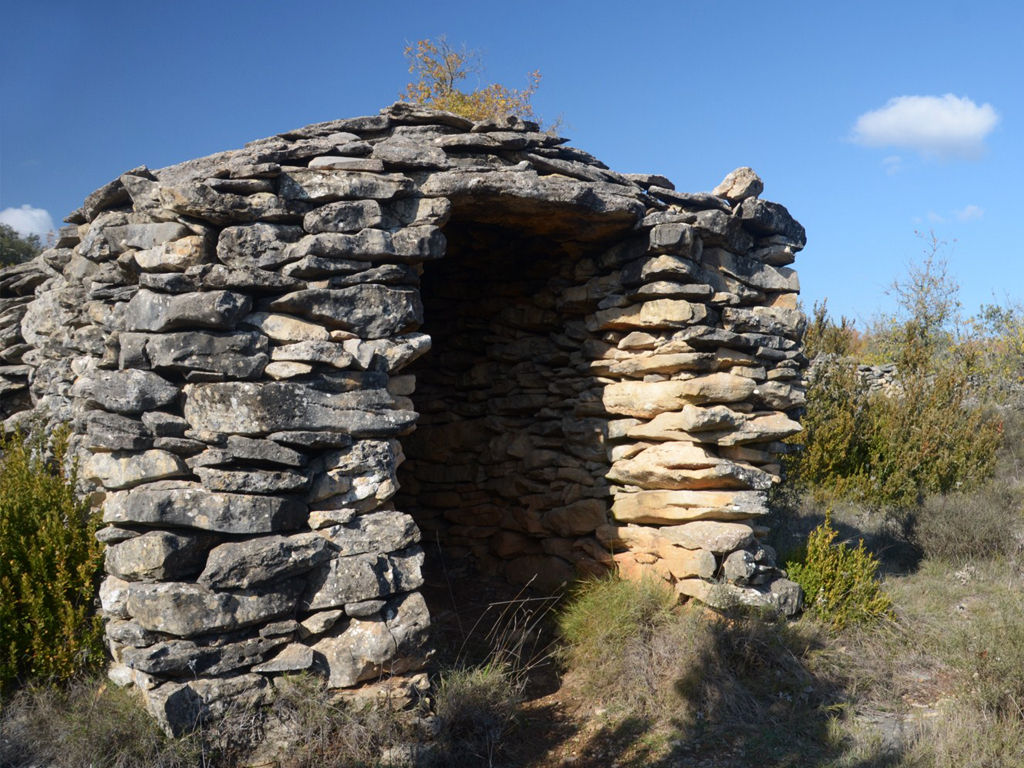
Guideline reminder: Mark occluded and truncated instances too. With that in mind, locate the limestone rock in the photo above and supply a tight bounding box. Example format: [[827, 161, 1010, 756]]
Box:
[[602, 374, 757, 417], [242, 312, 330, 342], [252, 643, 315, 673], [133, 236, 211, 272], [103, 485, 307, 534], [84, 449, 187, 490], [123, 330, 269, 379], [121, 635, 289, 677], [199, 533, 333, 590], [712, 167, 764, 202], [73, 369, 179, 414], [193, 467, 309, 493], [85, 410, 152, 452], [124, 289, 252, 332], [611, 489, 767, 524], [302, 547, 424, 611], [268, 285, 423, 339], [312, 591, 429, 687], [183, 381, 416, 436], [303, 200, 385, 234], [217, 224, 304, 270], [105, 531, 211, 582], [317, 510, 421, 556], [126, 579, 303, 637], [278, 170, 414, 202], [589, 299, 708, 331]]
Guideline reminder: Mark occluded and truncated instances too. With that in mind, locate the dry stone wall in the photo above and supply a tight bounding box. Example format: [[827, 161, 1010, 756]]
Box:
[[0, 103, 807, 734]]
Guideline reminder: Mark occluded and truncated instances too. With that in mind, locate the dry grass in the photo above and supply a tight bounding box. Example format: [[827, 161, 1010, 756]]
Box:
[[0, 678, 207, 768]]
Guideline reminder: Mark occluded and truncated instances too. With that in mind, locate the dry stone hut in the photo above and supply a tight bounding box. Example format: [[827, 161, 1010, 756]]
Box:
[[0, 103, 808, 734]]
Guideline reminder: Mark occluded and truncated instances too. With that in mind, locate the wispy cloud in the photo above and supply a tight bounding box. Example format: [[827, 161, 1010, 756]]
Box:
[[0, 205, 54, 238], [852, 94, 998, 159], [954, 204, 984, 221], [882, 155, 903, 175], [914, 204, 984, 225]]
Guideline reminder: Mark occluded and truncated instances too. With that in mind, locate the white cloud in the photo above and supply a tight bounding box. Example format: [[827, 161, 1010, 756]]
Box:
[[882, 155, 903, 175], [926, 211, 944, 223], [954, 204, 984, 221], [0, 205, 54, 239], [852, 94, 998, 158]]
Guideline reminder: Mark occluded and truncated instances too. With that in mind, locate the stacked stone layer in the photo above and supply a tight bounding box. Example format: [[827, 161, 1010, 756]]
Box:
[[0, 103, 807, 732]]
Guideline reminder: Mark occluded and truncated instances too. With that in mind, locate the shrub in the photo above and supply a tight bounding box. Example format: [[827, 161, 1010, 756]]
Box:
[[433, 664, 523, 766], [789, 347, 1002, 511], [400, 37, 543, 123], [0, 427, 104, 690], [786, 512, 892, 630]]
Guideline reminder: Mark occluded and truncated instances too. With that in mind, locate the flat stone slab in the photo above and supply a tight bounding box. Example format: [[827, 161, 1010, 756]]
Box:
[[103, 484, 307, 534]]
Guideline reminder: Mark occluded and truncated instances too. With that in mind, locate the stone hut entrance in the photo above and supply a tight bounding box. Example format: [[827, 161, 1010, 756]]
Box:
[[0, 103, 808, 734], [399, 196, 637, 589]]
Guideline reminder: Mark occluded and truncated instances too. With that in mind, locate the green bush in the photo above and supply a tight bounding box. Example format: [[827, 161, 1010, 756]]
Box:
[[786, 512, 892, 630], [0, 427, 104, 690], [788, 355, 1002, 511]]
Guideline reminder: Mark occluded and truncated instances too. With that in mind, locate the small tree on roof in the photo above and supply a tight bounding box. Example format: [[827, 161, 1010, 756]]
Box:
[[399, 36, 542, 122]]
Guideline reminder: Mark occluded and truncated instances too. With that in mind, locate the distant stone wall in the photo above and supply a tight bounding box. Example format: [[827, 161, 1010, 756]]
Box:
[[0, 102, 807, 734]]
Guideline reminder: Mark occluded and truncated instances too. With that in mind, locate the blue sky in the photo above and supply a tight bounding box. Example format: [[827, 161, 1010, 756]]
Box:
[[2, 0, 1020, 325]]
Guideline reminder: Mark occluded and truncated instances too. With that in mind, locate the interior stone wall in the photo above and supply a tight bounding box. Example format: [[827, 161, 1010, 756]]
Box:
[[0, 102, 808, 734]]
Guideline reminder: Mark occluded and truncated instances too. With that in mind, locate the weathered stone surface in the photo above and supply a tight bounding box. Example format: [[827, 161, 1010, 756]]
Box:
[[73, 369, 179, 414], [712, 167, 764, 203], [311, 591, 429, 687], [300, 609, 345, 637], [702, 249, 799, 293], [343, 333, 431, 372], [278, 170, 413, 202], [302, 547, 424, 611], [124, 289, 252, 332], [611, 489, 767, 524], [271, 340, 353, 369], [252, 643, 315, 673], [317, 510, 421, 556], [183, 381, 415, 436], [199, 533, 333, 590], [127, 579, 303, 637], [133, 236, 211, 272], [723, 549, 757, 583], [193, 466, 308, 494], [85, 410, 152, 451], [105, 530, 211, 582], [104, 485, 307, 533], [602, 374, 757, 417], [268, 285, 422, 338], [143, 674, 271, 737], [608, 443, 772, 491], [217, 224, 304, 269], [122, 634, 289, 677], [626, 406, 742, 440], [303, 200, 385, 234], [192, 435, 306, 468], [739, 197, 806, 247], [124, 330, 269, 379], [589, 299, 708, 331], [658, 521, 755, 553], [84, 449, 188, 490], [243, 312, 330, 341]]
